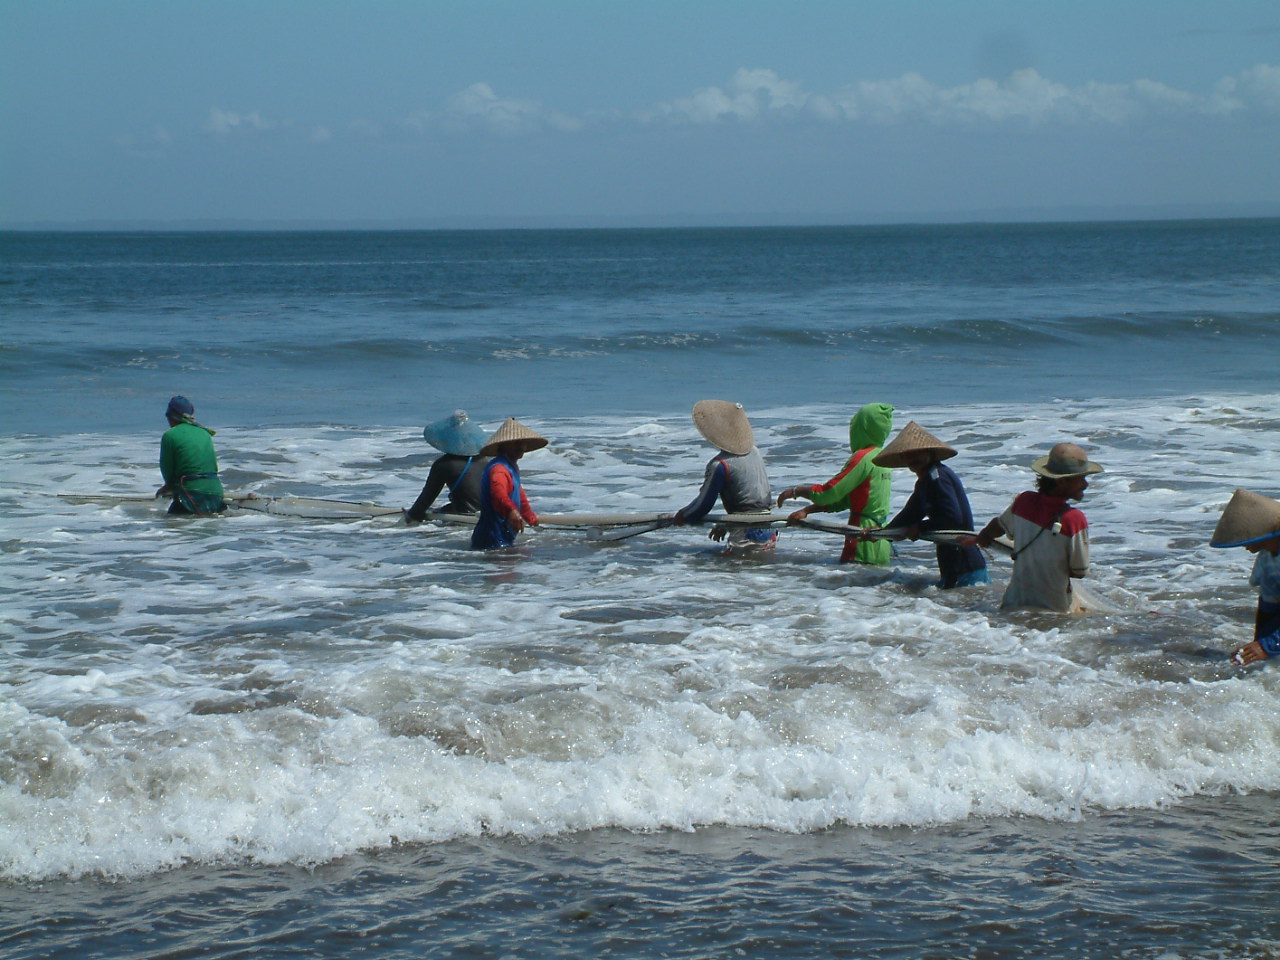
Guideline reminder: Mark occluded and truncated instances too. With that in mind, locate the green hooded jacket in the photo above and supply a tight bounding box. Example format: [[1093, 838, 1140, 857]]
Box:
[[160, 421, 224, 499], [806, 402, 894, 564]]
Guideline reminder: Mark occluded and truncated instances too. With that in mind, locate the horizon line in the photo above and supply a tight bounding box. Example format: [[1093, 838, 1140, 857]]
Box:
[[4, 202, 1279, 233]]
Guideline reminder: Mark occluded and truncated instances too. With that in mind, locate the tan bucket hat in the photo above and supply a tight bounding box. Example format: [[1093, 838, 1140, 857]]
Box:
[[1031, 442, 1104, 479], [692, 400, 754, 456], [1210, 488, 1280, 548], [478, 417, 549, 457], [873, 421, 957, 468]]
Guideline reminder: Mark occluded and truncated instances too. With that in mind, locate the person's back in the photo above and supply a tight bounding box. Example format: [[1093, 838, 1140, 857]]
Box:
[[694, 447, 771, 516], [675, 400, 776, 553], [969, 442, 1102, 614], [407, 410, 491, 521], [161, 422, 220, 489], [157, 395, 224, 515], [408, 453, 490, 519], [998, 489, 1089, 612]]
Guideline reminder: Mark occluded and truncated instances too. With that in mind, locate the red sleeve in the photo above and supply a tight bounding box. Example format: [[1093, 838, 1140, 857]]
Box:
[[489, 464, 518, 514], [811, 451, 865, 494], [1059, 507, 1088, 536], [490, 464, 538, 523], [518, 483, 537, 524]]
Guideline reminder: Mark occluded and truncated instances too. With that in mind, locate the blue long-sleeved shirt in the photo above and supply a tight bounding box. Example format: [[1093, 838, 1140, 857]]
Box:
[[886, 462, 986, 588]]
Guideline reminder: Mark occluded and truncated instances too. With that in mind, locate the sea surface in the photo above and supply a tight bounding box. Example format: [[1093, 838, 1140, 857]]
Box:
[[2, 221, 1279, 958]]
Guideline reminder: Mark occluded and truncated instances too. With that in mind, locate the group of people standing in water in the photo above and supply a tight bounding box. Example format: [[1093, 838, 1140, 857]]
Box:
[[157, 394, 1280, 666]]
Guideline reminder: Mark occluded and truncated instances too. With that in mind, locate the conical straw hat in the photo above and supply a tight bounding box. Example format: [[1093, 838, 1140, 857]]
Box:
[[1031, 442, 1104, 478], [478, 417, 549, 457], [422, 409, 488, 456], [873, 421, 957, 468], [692, 400, 754, 456], [1210, 488, 1280, 548]]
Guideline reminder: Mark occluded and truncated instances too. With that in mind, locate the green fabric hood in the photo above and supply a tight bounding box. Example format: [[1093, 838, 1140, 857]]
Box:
[[848, 402, 894, 451]]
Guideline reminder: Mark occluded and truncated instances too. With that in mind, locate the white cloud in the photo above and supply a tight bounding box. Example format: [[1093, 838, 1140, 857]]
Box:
[[1211, 63, 1280, 114], [445, 82, 581, 134], [832, 72, 938, 123], [194, 64, 1280, 148], [1242, 63, 1280, 109], [639, 64, 1280, 127], [205, 107, 276, 134], [831, 69, 1209, 125], [637, 68, 814, 124]]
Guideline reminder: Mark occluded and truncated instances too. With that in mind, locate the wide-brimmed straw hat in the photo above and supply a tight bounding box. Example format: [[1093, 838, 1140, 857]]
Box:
[[422, 409, 488, 456], [692, 400, 754, 456], [873, 421, 957, 468], [1031, 442, 1104, 479], [478, 417, 549, 457], [1210, 488, 1280, 548]]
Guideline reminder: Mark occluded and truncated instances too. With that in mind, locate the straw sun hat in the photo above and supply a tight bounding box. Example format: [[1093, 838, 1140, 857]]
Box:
[[1031, 442, 1104, 479], [1210, 488, 1280, 548], [422, 410, 488, 456], [873, 421, 957, 469], [692, 400, 755, 456], [478, 417, 549, 457]]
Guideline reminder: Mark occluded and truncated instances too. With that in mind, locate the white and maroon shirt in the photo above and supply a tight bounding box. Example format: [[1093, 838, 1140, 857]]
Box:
[[998, 491, 1090, 613]]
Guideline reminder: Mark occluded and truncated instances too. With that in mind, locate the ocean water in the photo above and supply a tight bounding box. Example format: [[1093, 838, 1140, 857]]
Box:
[[2, 221, 1279, 959]]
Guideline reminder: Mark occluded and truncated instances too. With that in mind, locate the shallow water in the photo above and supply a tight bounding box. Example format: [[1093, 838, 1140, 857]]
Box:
[[3, 223, 1278, 957], [6, 795, 1279, 959], [5, 396, 1279, 878]]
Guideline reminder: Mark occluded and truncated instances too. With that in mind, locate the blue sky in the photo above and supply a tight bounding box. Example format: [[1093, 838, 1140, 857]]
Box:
[[2, 0, 1277, 226]]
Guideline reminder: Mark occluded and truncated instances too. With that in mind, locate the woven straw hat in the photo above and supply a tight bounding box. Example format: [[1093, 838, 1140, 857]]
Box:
[[1031, 442, 1104, 478], [1210, 488, 1280, 548], [478, 417, 549, 457], [422, 409, 488, 456], [873, 421, 957, 468], [692, 400, 754, 456]]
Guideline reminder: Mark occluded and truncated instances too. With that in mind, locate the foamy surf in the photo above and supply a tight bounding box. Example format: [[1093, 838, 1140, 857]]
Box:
[[3, 393, 1277, 881]]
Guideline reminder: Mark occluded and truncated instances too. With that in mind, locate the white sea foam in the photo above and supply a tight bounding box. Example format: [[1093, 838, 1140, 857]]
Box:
[[2, 392, 1278, 879]]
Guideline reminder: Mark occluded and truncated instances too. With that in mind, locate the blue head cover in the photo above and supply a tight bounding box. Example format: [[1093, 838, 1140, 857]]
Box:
[[422, 410, 488, 456], [166, 396, 195, 420]]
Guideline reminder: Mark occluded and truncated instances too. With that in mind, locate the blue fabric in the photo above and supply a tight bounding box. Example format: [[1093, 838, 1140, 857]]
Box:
[[471, 454, 522, 550], [1250, 550, 1280, 604], [887, 462, 987, 588], [952, 567, 992, 588], [680, 460, 728, 522], [166, 395, 194, 419], [1247, 552, 1280, 656], [423, 411, 488, 456], [1257, 599, 1280, 656]]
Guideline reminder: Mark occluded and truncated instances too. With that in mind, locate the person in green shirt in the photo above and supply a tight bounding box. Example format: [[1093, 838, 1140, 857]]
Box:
[[156, 395, 226, 516], [776, 402, 894, 564]]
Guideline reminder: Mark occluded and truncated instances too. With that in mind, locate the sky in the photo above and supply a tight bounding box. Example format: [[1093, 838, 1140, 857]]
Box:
[[2, 0, 1278, 227]]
